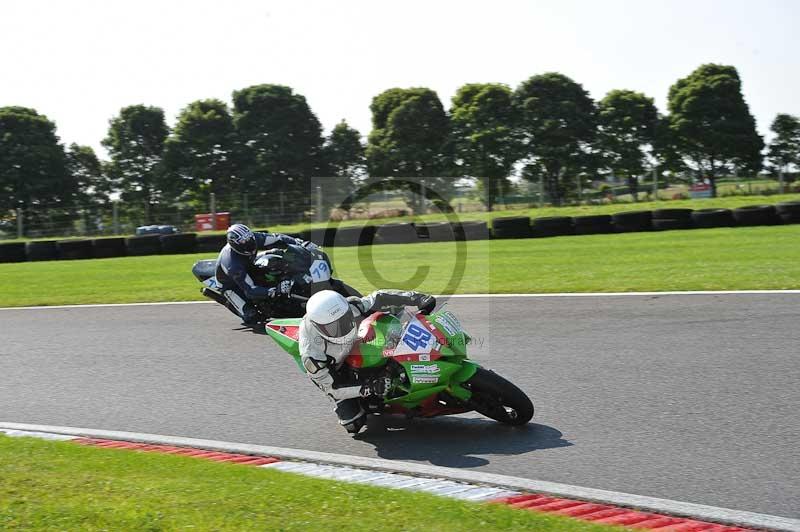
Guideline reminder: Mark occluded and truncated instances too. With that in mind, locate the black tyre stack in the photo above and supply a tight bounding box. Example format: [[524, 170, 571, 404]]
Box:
[[92, 237, 127, 258], [455, 221, 490, 240], [492, 217, 531, 239], [612, 211, 653, 233], [691, 208, 735, 228], [652, 208, 694, 231], [776, 201, 800, 224], [196, 234, 228, 253], [732, 205, 780, 227], [125, 235, 162, 256], [160, 233, 197, 254], [416, 222, 458, 242], [573, 215, 614, 235], [531, 216, 574, 238], [0, 242, 27, 263], [26, 241, 59, 261], [375, 223, 419, 245], [57, 239, 94, 260], [302, 227, 337, 247], [332, 225, 376, 247]]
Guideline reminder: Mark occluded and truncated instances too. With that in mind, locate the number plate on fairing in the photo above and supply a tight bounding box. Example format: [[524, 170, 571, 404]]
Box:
[[309, 259, 331, 282], [391, 316, 436, 357]]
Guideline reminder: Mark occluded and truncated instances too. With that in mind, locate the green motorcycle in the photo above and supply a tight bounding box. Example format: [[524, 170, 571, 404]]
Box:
[[266, 307, 534, 425]]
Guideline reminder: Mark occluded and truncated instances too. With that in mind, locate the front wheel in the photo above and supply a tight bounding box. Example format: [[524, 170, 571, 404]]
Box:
[[465, 367, 533, 425]]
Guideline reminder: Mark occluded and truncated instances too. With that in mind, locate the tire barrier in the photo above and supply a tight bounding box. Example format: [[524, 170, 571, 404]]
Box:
[[374, 223, 420, 245], [160, 233, 197, 254], [195, 234, 227, 253], [416, 222, 458, 242], [302, 227, 337, 247], [57, 239, 94, 260], [332, 225, 376, 247], [457, 221, 490, 240], [572, 215, 614, 235], [92, 238, 127, 258], [0, 242, 27, 263], [491, 216, 531, 239], [531, 216, 574, 238], [612, 210, 653, 232], [125, 235, 162, 256], [691, 208, 735, 228], [26, 241, 59, 261], [652, 208, 694, 231], [776, 201, 800, 224], [732, 205, 779, 227]]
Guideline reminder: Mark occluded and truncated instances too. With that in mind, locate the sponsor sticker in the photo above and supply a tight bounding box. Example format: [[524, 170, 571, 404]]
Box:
[[409, 364, 439, 374], [411, 375, 439, 384], [418, 353, 430, 361], [435, 312, 462, 336]]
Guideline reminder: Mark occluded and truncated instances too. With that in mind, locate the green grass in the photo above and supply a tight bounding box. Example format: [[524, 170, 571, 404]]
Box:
[[0, 435, 612, 531], [1, 225, 798, 307]]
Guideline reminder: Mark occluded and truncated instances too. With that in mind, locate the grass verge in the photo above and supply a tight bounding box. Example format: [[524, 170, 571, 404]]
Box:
[[0, 435, 611, 531], [0, 225, 798, 307]]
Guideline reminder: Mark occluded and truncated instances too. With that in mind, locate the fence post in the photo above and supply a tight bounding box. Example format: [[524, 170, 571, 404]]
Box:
[[652, 166, 659, 200], [538, 173, 544, 208], [112, 202, 120, 235], [779, 167, 785, 194], [16, 208, 23, 239], [210, 193, 217, 230], [316, 185, 323, 222]]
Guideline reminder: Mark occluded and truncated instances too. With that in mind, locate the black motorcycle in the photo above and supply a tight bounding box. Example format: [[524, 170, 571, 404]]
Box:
[[191, 243, 361, 320]]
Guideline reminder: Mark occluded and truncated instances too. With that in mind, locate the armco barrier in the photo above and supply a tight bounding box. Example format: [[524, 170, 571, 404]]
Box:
[[0, 242, 27, 263], [92, 238, 127, 258], [416, 222, 459, 242], [531, 217, 574, 238], [612, 211, 653, 232], [458, 220, 490, 240], [57, 239, 94, 260], [25, 241, 59, 261]]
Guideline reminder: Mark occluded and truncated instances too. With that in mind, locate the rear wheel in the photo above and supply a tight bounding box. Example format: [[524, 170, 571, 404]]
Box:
[[465, 367, 533, 425]]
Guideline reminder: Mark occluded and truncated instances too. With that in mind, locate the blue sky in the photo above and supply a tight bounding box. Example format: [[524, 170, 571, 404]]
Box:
[[2, 0, 798, 157]]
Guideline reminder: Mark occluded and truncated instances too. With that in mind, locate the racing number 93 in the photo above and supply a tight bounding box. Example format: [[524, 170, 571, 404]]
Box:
[[402, 324, 432, 351]]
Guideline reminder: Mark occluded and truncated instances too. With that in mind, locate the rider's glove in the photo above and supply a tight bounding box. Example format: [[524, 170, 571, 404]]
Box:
[[267, 280, 293, 298], [418, 295, 436, 315], [360, 377, 390, 399]]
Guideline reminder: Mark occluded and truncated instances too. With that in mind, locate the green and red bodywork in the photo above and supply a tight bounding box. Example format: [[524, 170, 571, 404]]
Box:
[[265, 310, 480, 416]]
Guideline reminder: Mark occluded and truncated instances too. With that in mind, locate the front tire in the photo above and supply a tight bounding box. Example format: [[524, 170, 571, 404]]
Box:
[[465, 367, 533, 425]]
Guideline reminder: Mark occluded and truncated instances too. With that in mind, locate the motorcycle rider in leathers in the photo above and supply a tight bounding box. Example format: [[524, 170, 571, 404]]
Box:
[[217, 223, 315, 325], [300, 289, 436, 434]]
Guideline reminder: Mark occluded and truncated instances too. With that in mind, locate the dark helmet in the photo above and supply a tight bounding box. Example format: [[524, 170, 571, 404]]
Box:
[[227, 224, 257, 256]]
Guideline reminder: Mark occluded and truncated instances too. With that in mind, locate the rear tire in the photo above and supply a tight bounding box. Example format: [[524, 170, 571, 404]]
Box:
[[465, 367, 533, 425]]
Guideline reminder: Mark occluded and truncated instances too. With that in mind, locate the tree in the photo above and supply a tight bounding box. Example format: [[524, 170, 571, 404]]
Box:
[[163, 99, 238, 201], [102, 105, 170, 222], [597, 90, 658, 201], [513, 73, 596, 205], [232, 84, 327, 218], [366, 87, 452, 210], [667, 64, 763, 197], [321, 120, 365, 212], [0, 106, 71, 212], [450, 83, 519, 211], [65, 144, 111, 204], [767, 114, 800, 185]]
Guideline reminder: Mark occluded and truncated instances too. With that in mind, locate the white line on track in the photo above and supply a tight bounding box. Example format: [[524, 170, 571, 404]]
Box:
[[1, 422, 797, 531], [1, 289, 799, 311]]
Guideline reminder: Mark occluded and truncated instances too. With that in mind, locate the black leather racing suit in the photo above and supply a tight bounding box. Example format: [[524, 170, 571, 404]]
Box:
[[215, 232, 300, 321]]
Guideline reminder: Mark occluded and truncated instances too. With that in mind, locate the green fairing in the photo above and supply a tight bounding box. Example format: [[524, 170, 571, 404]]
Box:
[[265, 311, 478, 407]]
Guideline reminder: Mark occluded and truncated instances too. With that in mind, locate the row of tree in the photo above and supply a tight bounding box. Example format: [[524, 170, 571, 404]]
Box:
[[2, 63, 800, 223]]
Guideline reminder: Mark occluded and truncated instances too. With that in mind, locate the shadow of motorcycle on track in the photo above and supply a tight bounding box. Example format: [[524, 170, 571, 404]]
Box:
[[355, 415, 571, 468]]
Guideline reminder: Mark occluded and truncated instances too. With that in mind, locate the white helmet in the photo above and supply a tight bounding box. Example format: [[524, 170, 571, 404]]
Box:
[[306, 290, 357, 345]]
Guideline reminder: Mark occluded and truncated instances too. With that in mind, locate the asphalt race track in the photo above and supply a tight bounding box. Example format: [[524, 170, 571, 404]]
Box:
[[1, 294, 798, 518]]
